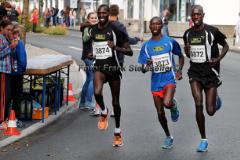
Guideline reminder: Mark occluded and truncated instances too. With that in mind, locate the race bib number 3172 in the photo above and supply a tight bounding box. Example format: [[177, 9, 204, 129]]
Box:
[[93, 41, 112, 59], [190, 45, 206, 63]]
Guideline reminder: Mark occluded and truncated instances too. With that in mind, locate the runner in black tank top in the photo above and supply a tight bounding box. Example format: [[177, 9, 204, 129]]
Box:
[[183, 5, 229, 152], [89, 4, 133, 147]]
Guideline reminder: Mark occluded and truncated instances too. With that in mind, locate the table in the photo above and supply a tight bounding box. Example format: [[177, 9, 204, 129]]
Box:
[[24, 54, 73, 123]]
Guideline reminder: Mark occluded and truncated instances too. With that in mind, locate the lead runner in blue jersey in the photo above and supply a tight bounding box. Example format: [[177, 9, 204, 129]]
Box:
[[138, 17, 184, 149]]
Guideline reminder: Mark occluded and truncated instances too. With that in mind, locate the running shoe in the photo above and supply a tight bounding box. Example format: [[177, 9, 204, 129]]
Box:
[[110, 110, 114, 117], [197, 139, 208, 152], [90, 108, 101, 117], [170, 99, 179, 122], [113, 132, 123, 147], [216, 96, 222, 111], [97, 108, 109, 130], [162, 136, 174, 149]]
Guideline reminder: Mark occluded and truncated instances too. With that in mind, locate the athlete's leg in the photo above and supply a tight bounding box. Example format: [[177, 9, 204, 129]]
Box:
[[153, 96, 170, 137], [94, 71, 106, 111], [163, 86, 175, 108], [204, 87, 217, 116], [190, 81, 206, 139], [164, 85, 179, 122], [109, 80, 121, 128]]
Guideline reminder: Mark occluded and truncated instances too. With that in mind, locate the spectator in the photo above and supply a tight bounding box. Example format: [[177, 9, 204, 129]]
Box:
[[31, 8, 38, 32], [1, 2, 11, 21], [0, 6, 7, 21], [51, 7, 59, 26], [0, 20, 17, 129], [9, 4, 19, 23], [44, 8, 51, 27], [160, 7, 171, 36], [64, 6, 70, 27], [10, 24, 27, 126], [79, 7, 86, 23], [235, 12, 240, 44], [109, 4, 143, 67], [69, 9, 76, 27]]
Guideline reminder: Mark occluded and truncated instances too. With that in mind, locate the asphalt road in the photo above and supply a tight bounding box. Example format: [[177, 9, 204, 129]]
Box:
[[1, 31, 240, 160]]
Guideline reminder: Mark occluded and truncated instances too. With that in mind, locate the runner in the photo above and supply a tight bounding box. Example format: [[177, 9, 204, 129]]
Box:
[[89, 4, 133, 147], [138, 16, 184, 149], [183, 5, 229, 152]]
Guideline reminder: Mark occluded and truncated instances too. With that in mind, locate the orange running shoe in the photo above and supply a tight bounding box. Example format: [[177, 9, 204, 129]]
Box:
[[97, 109, 109, 130], [113, 132, 123, 147]]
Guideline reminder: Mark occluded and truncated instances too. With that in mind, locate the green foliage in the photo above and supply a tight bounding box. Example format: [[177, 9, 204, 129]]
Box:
[[36, 26, 45, 33], [18, 14, 32, 32], [43, 26, 67, 35]]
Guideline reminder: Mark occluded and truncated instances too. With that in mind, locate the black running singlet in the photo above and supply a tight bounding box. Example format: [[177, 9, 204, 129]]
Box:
[[89, 23, 128, 72]]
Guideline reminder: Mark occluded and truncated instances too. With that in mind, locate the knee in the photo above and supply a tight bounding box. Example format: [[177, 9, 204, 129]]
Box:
[[163, 99, 173, 109], [94, 88, 101, 97], [206, 107, 215, 116]]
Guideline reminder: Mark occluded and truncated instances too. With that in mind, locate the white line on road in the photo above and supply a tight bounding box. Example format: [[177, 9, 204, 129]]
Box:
[[69, 46, 141, 51], [68, 46, 83, 51]]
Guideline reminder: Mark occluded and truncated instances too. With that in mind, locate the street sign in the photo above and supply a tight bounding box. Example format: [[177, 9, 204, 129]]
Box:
[[70, 0, 78, 8]]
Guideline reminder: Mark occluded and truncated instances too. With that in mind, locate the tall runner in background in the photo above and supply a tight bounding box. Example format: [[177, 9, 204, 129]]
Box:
[[138, 17, 184, 149], [89, 4, 133, 147], [183, 5, 229, 152]]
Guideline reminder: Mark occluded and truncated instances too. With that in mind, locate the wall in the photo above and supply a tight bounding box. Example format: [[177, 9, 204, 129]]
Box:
[[195, 0, 239, 25]]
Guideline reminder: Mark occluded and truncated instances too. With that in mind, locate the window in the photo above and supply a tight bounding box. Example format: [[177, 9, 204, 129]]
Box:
[[127, 0, 134, 19]]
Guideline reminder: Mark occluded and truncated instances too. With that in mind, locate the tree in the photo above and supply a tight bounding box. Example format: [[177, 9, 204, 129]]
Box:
[[21, 0, 29, 44]]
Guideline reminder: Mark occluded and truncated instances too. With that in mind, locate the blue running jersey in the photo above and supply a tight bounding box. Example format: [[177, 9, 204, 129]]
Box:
[[138, 35, 182, 92]]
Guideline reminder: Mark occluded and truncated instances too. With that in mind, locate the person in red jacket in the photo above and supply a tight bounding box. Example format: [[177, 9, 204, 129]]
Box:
[[31, 8, 38, 32]]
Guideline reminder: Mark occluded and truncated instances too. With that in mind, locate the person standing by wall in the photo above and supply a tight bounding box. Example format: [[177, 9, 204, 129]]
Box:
[[235, 12, 240, 44], [31, 8, 38, 32], [160, 7, 171, 36]]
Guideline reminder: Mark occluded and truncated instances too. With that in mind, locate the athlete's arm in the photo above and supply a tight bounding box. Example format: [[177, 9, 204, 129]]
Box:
[[183, 31, 190, 58], [108, 41, 133, 56], [209, 30, 229, 66], [175, 55, 184, 80]]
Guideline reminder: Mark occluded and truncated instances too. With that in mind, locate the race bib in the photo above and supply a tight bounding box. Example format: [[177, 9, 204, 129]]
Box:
[[152, 53, 172, 73], [190, 45, 206, 63], [93, 41, 112, 59]]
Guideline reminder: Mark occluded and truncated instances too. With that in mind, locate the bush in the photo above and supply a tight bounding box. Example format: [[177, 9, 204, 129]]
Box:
[[43, 26, 67, 35], [18, 14, 32, 32], [36, 26, 45, 33]]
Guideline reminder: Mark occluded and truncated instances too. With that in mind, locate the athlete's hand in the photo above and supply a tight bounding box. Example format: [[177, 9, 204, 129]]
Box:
[[147, 59, 152, 66], [175, 70, 183, 80], [108, 41, 115, 49], [184, 44, 190, 58], [208, 58, 220, 67], [86, 53, 93, 59]]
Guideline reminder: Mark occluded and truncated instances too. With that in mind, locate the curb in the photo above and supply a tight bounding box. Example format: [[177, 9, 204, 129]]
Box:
[[0, 101, 78, 149]]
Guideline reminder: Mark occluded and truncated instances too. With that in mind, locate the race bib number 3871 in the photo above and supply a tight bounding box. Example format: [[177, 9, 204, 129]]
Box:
[[152, 53, 172, 73], [190, 45, 206, 63], [93, 41, 112, 59]]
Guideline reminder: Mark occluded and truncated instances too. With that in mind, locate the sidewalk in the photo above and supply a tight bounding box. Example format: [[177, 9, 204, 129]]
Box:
[[0, 44, 85, 149]]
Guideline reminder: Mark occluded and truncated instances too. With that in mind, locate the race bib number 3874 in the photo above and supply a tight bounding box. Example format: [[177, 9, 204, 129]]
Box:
[[93, 41, 112, 59], [190, 45, 206, 63]]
